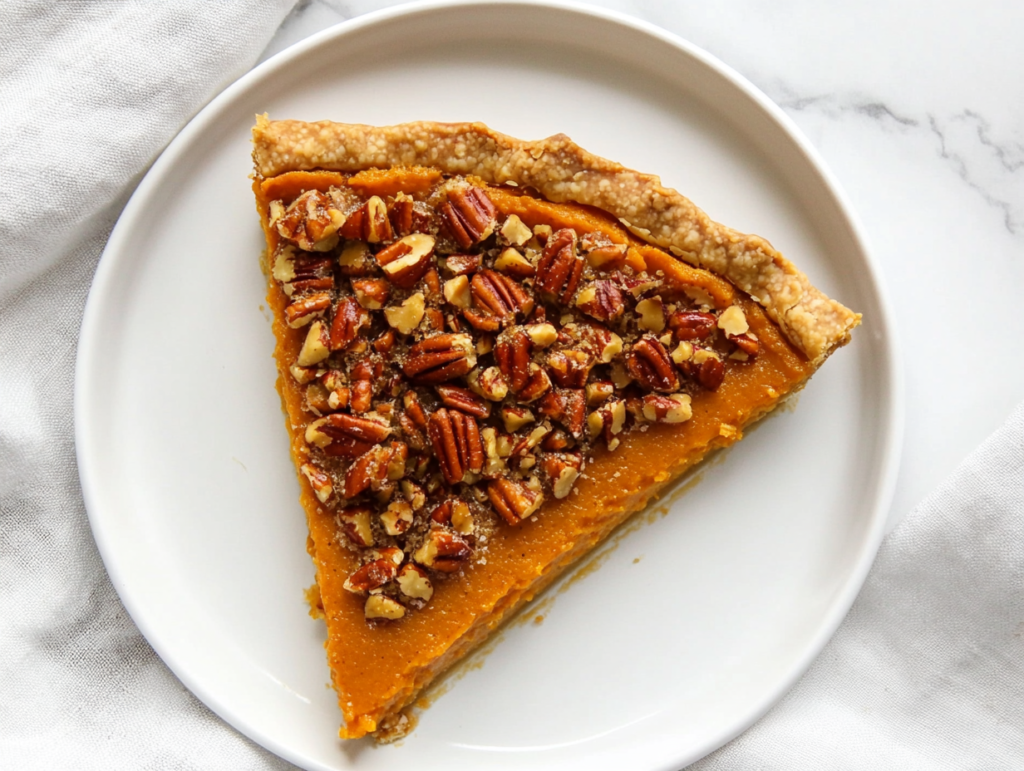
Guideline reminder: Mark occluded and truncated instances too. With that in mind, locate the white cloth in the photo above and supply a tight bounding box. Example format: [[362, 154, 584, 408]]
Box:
[[693, 401, 1024, 769], [1, 2, 1022, 769], [0, 3, 296, 769]]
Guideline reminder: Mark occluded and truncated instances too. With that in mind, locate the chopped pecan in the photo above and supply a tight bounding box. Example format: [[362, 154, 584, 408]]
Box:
[[384, 292, 426, 335], [575, 280, 625, 323], [424, 308, 445, 332], [339, 195, 393, 243], [343, 557, 398, 594], [731, 333, 759, 358], [487, 478, 543, 526], [494, 328, 532, 392], [338, 505, 375, 547], [284, 253, 335, 295], [413, 527, 473, 573], [585, 380, 615, 406], [396, 563, 433, 600], [574, 321, 624, 363], [467, 366, 508, 402], [535, 228, 584, 303], [443, 275, 472, 308], [541, 452, 583, 499], [439, 186, 498, 248], [517, 363, 553, 403], [351, 278, 390, 310], [626, 336, 680, 392], [338, 241, 373, 277], [305, 382, 332, 415], [635, 297, 666, 332], [398, 412, 427, 451], [297, 320, 331, 366], [402, 391, 428, 428], [493, 248, 536, 278], [375, 234, 436, 287], [641, 393, 694, 424], [587, 399, 627, 450], [471, 269, 534, 323], [537, 389, 587, 437], [387, 193, 430, 237], [350, 379, 373, 413], [364, 595, 405, 620], [300, 463, 333, 503], [372, 329, 395, 354], [499, 214, 533, 246], [284, 292, 332, 328], [435, 385, 491, 419], [344, 441, 407, 497], [546, 350, 594, 388], [271, 189, 346, 252], [696, 355, 725, 391], [445, 253, 481, 275], [403, 334, 477, 384], [380, 499, 414, 536], [428, 408, 484, 484], [669, 310, 717, 341], [329, 297, 371, 351]]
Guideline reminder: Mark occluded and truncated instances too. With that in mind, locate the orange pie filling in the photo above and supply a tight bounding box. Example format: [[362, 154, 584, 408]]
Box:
[[255, 167, 815, 739]]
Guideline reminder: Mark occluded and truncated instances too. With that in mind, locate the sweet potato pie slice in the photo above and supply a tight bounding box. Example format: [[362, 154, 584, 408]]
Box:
[[250, 117, 861, 741]]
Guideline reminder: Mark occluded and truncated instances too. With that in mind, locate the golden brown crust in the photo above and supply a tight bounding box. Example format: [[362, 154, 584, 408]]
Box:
[[252, 115, 860, 363]]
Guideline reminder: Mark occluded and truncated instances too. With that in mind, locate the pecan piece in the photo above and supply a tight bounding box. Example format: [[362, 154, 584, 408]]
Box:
[[364, 595, 406, 620], [413, 528, 473, 573], [427, 408, 484, 484], [287, 255, 336, 295], [403, 334, 477, 384], [435, 385, 491, 419], [396, 563, 434, 600], [462, 308, 502, 332], [271, 189, 346, 252], [439, 186, 498, 249], [329, 297, 371, 351], [517, 363, 553, 403], [339, 195, 393, 243], [343, 557, 398, 595], [487, 478, 544, 526], [574, 321, 624, 363], [669, 311, 717, 341], [641, 393, 693, 424], [537, 388, 587, 437], [300, 463, 333, 503], [338, 505, 375, 547], [351, 278, 390, 310], [297, 320, 331, 366], [535, 228, 585, 303], [575, 280, 625, 323], [285, 292, 332, 328], [322, 412, 391, 446], [375, 234, 436, 288], [546, 350, 595, 388], [402, 391, 428, 428], [494, 328, 532, 392], [626, 336, 680, 392], [731, 333, 759, 358], [445, 253, 481, 275], [387, 193, 430, 237], [471, 269, 534, 323], [344, 441, 407, 497], [696, 355, 725, 391], [541, 452, 583, 499]]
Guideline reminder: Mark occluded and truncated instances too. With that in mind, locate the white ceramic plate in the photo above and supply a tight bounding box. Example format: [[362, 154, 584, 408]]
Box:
[[75, 2, 902, 769]]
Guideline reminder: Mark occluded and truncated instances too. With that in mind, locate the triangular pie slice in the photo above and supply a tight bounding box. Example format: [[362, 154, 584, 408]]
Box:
[[250, 117, 860, 741]]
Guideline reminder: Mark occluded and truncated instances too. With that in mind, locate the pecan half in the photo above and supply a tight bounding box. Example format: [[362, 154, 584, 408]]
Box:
[[435, 385, 491, 419], [462, 308, 502, 332], [626, 336, 680, 392], [272, 189, 346, 252], [413, 527, 473, 573], [375, 234, 436, 288], [340, 195, 393, 243], [439, 186, 498, 249], [287, 254, 336, 295], [535, 228, 584, 303], [537, 388, 587, 437], [494, 328, 532, 392], [471, 269, 534, 323], [575, 280, 625, 323], [403, 334, 477, 384], [285, 292, 332, 328], [321, 412, 391, 452], [669, 310, 717, 341], [487, 478, 543, 526], [330, 297, 371, 351], [428, 408, 484, 484]]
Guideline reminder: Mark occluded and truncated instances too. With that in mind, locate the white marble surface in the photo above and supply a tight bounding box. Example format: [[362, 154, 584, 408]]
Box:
[[262, 0, 1024, 529]]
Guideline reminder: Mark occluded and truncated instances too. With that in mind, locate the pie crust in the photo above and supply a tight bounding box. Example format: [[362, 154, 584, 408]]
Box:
[[251, 117, 860, 741]]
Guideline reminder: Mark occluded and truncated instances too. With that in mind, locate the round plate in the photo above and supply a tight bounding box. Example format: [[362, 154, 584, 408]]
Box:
[[75, 2, 902, 769]]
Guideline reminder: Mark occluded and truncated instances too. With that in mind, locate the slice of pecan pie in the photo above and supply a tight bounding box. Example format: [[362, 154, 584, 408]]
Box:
[[250, 117, 860, 741]]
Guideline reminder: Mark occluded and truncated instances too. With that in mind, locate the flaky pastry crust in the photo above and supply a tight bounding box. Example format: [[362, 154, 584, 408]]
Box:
[[252, 116, 860, 364]]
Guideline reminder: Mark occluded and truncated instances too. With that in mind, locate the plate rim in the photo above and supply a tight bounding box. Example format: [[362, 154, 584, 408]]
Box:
[[74, 1, 905, 768]]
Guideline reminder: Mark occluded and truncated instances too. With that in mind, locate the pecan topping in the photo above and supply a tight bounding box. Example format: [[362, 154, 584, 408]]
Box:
[[626, 336, 680, 393], [487, 478, 543, 526], [344, 441, 407, 497], [403, 334, 477, 384], [351, 278, 390, 310], [428, 408, 484, 484], [471, 269, 534, 323], [435, 385, 492, 419], [641, 393, 693, 424], [541, 452, 583, 499], [330, 298, 371, 351], [517, 363, 553, 403], [439, 186, 498, 249], [462, 308, 502, 332], [285, 292, 332, 328], [338, 505, 375, 547], [547, 350, 594, 388], [445, 253, 481, 275], [535, 228, 584, 303], [340, 195, 393, 243], [731, 333, 759, 358]]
